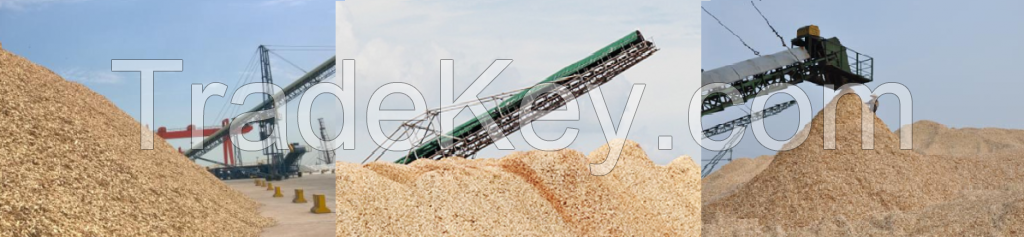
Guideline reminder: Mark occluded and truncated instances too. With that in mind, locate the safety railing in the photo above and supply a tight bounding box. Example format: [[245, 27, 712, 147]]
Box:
[[847, 47, 873, 81]]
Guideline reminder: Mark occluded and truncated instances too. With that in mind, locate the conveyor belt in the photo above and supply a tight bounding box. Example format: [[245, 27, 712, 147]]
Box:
[[394, 31, 658, 164], [702, 48, 809, 85], [184, 56, 336, 160]]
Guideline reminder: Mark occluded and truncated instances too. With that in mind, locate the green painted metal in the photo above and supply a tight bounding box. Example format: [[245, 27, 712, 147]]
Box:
[[397, 31, 645, 164], [700, 35, 873, 117]]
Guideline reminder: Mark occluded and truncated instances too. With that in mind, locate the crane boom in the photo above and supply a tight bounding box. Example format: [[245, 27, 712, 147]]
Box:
[[183, 56, 337, 160], [156, 123, 254, 139]]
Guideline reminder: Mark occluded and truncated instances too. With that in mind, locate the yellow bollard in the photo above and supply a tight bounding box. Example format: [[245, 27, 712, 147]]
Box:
[[255, 179, 261, 186], [266, 182, 274, 191], [293, 189, 307, 203], [273, 187, 284, 198], [310, 194, 332, 214], [259, 180, 266, 187]]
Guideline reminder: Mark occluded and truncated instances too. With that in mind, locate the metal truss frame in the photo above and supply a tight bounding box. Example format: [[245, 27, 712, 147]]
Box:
[[365, 40, 658, 164]]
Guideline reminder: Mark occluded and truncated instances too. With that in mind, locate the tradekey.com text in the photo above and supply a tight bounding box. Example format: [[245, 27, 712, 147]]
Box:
[[114, 58, 912, 175]]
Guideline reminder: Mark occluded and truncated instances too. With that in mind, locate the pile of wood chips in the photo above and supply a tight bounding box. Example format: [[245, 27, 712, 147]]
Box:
[[704, 183, 1024, 236], [337, 140, 701, 236], [898, 120, 1024, 157], [702, 93, 1024, 236], [700, 155, 773, 204], [703, 93, 962, 229], [0, 49, 272, 236]]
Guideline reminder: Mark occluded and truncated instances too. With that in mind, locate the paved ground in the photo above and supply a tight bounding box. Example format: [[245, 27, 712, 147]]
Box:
[[225, 173, 336, 237]]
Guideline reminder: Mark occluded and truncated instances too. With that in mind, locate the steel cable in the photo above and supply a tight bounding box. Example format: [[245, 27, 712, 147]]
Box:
[[703, 6, 760, 56]]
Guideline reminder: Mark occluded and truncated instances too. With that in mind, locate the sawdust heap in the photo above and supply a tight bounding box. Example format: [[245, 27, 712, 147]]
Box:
[[810, 184, 1024, 236], [899, 120, 1024, 156], [701, 155, 773, 204], [337, 140, 701, 236], [704, 183, 1024, 236], [703, 93, 960, 229], [0, 49, 271, 236]]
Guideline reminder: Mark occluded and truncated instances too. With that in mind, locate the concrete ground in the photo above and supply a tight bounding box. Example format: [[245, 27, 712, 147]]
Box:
[[225, 173, 336, 237]]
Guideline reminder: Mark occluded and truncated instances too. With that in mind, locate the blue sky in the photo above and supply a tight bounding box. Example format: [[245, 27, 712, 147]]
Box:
[[1, 0, 703, 167], [0, 0, 336, 166], [701, 0, 1024, 172]]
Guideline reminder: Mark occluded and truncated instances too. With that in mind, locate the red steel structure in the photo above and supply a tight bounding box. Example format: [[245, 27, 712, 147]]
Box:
[[156, 119, 253, 166]]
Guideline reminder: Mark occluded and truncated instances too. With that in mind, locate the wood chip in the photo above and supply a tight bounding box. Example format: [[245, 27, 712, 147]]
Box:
[[898, 120, 1024, 157], [702, 93, 1024, 235], [701, 155, 773, 204], [0, 48, 272, 236], [337, 140, 701, 236]]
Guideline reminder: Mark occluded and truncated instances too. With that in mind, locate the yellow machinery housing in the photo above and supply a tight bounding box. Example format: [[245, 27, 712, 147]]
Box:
[[797, 25, 820, 37]]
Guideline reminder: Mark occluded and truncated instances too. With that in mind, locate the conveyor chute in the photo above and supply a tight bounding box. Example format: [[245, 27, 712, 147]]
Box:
[[702, 48, 810, 85]]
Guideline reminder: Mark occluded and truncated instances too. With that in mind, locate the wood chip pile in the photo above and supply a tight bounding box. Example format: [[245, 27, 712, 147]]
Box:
[[337, 140, 701, 236], [898, 120, 1024, 156], [0, 49, 272, 236], [705, 182, 1024, 236], [700, 155, 773, 204], [703, 93, 961, 229], [702, 93, 1024, 236]]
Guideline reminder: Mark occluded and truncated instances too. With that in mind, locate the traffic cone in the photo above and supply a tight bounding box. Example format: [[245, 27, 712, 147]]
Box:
[[310, 194, 332, 214]]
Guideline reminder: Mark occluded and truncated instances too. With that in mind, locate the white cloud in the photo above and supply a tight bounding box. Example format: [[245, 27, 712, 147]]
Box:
[[59, 68, 124, 84]]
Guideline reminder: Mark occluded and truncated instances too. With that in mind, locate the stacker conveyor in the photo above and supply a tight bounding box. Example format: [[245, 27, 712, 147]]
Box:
[[378, 30, 658, 164], [701, 25, 874, 117], [699, 25, 876, 177]]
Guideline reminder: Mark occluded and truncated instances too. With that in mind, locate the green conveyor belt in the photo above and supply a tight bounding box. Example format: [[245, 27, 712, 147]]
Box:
[[396, 31, 645, 164]]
